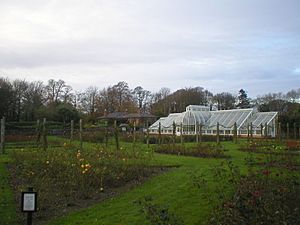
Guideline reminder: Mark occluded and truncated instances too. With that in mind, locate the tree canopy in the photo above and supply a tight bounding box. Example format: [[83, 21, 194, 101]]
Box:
[[0, 76, 299, 125]]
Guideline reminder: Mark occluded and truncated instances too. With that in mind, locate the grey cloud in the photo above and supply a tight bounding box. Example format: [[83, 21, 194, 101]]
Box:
[[0, 0, 300, 96]]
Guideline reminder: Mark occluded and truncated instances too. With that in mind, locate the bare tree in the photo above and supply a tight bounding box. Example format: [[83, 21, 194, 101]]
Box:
[[45, 79, 68, 104], [61, 85, 74, 104], [286, 89, 300, 103], [79, 86, 99, 114], [0, 77, 13, 119], [213, 92, 236, 110], [113, 81, 132, 110], [12, 79, 28, 121], [23, 81, 45, 120], [133, 86, 151, 113]]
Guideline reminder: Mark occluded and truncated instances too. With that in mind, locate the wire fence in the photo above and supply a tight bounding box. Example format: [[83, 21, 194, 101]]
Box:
[[0, 117, 299, 153]]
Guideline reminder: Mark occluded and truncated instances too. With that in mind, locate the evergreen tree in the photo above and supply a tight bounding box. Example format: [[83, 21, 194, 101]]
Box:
[[236, 89, 251, 108]]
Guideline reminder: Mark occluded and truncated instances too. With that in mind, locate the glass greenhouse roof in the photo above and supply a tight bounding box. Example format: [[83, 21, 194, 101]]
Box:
[[241, 112, 278, 129], [206, 109, 252, 129], [149, 105, 278, 131]]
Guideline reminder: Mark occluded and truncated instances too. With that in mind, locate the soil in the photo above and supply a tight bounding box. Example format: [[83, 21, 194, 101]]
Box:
[[256, 162, 300, 171]]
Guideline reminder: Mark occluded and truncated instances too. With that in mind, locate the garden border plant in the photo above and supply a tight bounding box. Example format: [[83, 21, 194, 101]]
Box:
[[7, 142, 169, 224], [2, 136, 300, 225], [155, 142, 229, 158], [191, 153, 300, 225]]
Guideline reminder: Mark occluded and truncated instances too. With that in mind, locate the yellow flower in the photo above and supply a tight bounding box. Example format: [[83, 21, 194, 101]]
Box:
[[81, 164, 85, 168], [82, 170, 86, 174], [46, 160, 49, 164], [100, 187, 104, 192], [63, 142, 67, 147]]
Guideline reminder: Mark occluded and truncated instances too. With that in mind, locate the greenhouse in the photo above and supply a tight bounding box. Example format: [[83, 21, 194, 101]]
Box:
[[149, 105, 278, 137]]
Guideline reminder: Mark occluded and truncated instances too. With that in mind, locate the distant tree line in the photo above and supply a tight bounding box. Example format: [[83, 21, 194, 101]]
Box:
[[0, 76, 299, 126], [254, 90, 300, 128]]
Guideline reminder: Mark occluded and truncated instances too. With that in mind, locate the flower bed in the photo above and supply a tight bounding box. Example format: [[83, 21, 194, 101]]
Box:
[[254, 152, 300, 171], [210, 170, 300, 225], [285, 140, 300, 151], [155, 143, 228, 158], [239, 140, 286, 154], [8, 145, 159, 223], [5, 134, 36, 142]]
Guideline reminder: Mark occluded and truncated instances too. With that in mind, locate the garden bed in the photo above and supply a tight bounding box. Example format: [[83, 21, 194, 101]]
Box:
[[256, 162, 300, 171], [285, 140, 300, 151], [155, 143, 228, 158], [8, 146, 170, 224], [239, 140, 295, 154], [209, 170, 300, 225]]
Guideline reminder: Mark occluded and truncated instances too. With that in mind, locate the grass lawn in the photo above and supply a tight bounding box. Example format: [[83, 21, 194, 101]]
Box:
[[0, 138, 298, 225], [46, 141, 250, 225]]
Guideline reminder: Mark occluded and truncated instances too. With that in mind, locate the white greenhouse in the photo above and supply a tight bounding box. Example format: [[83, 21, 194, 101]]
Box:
[[149, 105, 278, 137]]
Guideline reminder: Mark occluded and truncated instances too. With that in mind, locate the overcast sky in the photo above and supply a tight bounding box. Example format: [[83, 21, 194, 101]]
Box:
[[0, 0, 299, 97]]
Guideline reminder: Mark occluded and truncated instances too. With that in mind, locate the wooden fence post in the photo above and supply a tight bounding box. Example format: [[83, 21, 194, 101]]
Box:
[[216, 122, 220, 144], [199, 123, 202, 143], [79, 119, 83, 150], [234, 122, 238, 143], [42, 118, 47, 151], [158, 122, 161, 145], [264, 122, 268, 138], [286, 122, 289, 140], [36, 119, 40, 133], [147, 127, 150, 148], [247, 123, 250, 141], [114, 120, 119, 151], [1, 117, 5, 154], [278, 122, 282, 141], [146, 120, 149, 148], [172, 121, 176, 146], [133, 121, 136, 145], [250, 122, 253, 140], [294, 122, 296, 139], [105, 121, 108, 148], [195, 122, 199, 143], [180, 122, 183, 146], [36, 119, 41, 146], [260, 123, 263, 138], [70, 120, 74, 142]]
